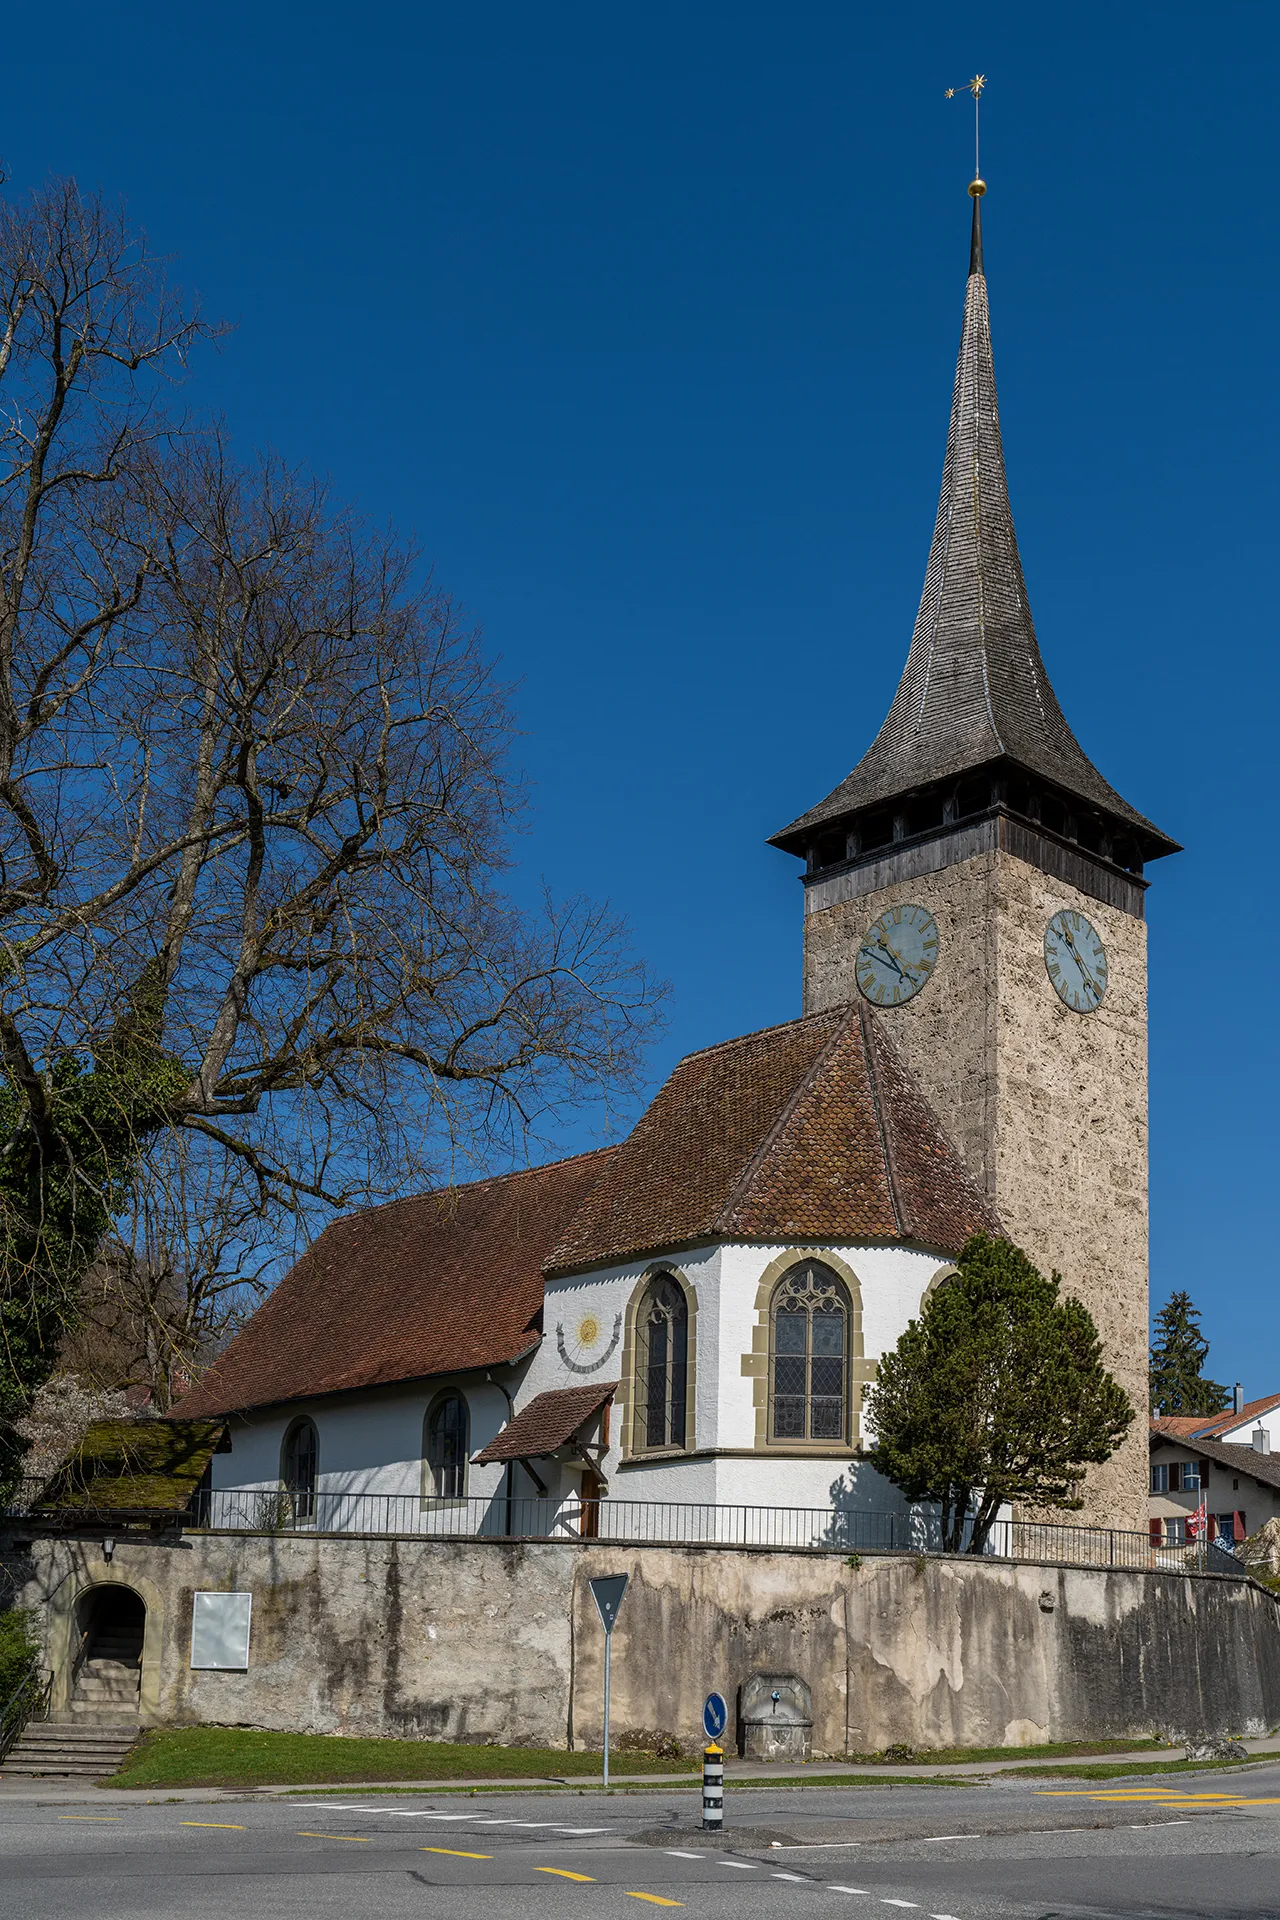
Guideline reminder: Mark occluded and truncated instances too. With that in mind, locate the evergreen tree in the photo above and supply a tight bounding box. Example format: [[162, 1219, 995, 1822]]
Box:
[[1149, 1291, 1229, 1416], [865, 1234, 1134, 1552]]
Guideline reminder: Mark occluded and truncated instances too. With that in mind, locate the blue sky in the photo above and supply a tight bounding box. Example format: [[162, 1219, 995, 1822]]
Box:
[[7, 3, 1276, 1388]]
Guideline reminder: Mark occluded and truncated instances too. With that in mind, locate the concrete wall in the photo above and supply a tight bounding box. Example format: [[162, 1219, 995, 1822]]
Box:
[[7, 1529, 1279, 1752]]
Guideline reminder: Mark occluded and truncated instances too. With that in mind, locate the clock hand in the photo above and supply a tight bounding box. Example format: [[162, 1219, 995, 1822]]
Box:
[[864, 937, 905, 979], [1060, 927, 1101, 1000], [880, 932, 925, 975]]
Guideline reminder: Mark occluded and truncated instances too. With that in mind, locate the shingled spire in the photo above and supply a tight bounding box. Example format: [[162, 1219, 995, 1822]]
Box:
[[771, 185, 1177, 876]]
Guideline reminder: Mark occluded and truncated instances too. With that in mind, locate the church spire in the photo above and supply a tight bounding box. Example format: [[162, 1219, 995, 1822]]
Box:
[[771, 183, 1177, 875]]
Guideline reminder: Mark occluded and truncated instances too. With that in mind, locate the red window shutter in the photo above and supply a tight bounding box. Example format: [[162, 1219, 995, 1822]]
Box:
[[1199, 1458, 1211, 1485], [1234, 1510, 1247, 1542], [1149, 1519, 1162, 1545]]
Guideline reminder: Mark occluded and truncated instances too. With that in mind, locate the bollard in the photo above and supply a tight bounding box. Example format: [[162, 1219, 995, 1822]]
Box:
[[701, 1742, 724, 1831]]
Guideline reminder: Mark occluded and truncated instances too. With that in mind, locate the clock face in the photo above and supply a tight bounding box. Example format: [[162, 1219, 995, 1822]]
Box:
[[855, 904, 940, 1007], [1044, 909, 1108, 1013]]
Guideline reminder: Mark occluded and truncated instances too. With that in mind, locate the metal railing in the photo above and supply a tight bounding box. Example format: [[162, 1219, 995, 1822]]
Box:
[[0, 1667, 51, 1765], [184, 1486, 1234, 1574]]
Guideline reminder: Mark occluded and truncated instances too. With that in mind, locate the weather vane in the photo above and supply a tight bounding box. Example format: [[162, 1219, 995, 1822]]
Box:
[[945, 74, 987, 189]]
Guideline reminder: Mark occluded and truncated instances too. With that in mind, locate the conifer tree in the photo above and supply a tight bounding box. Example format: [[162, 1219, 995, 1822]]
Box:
[[1149, 1292, 1229, 1416], [865, 1234, 1133, 1552]]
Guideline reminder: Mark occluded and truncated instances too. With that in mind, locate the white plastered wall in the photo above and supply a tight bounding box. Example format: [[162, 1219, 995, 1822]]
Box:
[[527, 1239, 951, 1511], [211, 1378, 512, 1509]]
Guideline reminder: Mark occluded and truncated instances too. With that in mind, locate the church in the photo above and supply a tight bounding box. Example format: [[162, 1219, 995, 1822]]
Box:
[[177, 181, 1176, 1543]]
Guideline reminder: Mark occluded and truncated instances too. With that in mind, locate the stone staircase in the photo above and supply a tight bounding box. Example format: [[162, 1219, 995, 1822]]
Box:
[[2, 1603, 144, 1778], [2, 1720, 139, 1777]]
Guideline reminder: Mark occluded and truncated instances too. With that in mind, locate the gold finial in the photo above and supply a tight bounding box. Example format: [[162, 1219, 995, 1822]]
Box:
[[946, 73, 988, 183]]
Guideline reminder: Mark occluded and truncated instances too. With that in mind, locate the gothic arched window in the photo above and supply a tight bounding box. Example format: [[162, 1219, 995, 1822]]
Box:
[[426, 1392, 469, 1500], [769, 1262, 849, 1443], [636, 1274, 689, 1451], [281, 1417, 319, 1522]]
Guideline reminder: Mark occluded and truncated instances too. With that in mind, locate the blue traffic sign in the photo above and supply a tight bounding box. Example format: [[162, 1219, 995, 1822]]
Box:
[[702, 1691, 728, 1741]]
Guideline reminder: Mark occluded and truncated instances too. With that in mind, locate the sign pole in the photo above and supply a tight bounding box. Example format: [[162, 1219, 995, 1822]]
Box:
[[587, 1573, 629, 1794], [603, 1630, 612, 1790]]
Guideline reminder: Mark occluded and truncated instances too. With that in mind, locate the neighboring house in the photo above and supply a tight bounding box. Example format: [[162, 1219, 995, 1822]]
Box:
[[1149, 1403, 1280, 1549], [174, 1003, 999, 1530]]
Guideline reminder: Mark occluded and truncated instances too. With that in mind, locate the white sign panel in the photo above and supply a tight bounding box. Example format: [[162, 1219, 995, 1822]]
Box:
[[190, 1591, 252, 1670]]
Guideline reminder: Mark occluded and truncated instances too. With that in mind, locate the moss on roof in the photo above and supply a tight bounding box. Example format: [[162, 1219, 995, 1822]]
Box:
[[36, 1418, 226, 1516]]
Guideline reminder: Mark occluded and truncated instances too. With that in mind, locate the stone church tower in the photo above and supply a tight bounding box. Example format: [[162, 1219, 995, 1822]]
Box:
[[769, 183, 1179, 1532]]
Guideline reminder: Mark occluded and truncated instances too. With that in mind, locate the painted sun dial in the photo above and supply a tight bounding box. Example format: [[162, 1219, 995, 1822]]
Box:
[[556, 1308, 623, 1375]]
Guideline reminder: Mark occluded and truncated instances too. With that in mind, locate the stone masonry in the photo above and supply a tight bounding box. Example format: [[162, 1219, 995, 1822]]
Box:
[[803, 845, 1149, 1534]]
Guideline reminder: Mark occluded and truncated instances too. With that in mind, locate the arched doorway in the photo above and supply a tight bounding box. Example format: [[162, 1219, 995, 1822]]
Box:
[[71, 1586, 146, 1718]]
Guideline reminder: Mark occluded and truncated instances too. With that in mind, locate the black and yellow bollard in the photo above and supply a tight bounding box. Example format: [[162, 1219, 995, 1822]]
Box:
[[701, 1742, 724, 1831]]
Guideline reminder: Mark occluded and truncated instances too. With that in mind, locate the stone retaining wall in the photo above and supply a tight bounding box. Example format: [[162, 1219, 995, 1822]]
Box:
[[4, 1530, 1278, 1752]]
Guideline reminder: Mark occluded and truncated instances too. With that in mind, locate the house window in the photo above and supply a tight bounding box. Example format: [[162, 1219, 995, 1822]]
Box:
[[1151, 1462, 1169, 1493], [636, 1274, 689, 1450], [1161, 1517, 1186, 1547], [426, 1393, 469, 1500], [281, 1418, 318, 1522], [769, 1261, 849, 1443]]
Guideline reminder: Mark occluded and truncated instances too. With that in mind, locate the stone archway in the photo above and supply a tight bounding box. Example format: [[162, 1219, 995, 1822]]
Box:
[[70, 1586, 146, 1718], [49, 1562, 167, 1723]]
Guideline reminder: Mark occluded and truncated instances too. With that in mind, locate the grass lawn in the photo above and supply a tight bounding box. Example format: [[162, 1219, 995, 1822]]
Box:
[[107, 1727, 699, 1791]]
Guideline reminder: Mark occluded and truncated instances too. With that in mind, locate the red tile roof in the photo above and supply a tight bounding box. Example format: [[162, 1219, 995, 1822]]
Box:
[[172, 1151, 615, 1419], [472, 1383, 617, 1463], [546, 1001, 1001, 1275], [1151, 1395, 1280, 1442]]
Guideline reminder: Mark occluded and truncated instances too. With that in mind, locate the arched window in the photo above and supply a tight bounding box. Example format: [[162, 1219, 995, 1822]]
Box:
[[769, 1261, 849, 1443], [636, 1274, 689, 1451], [281, 1417, 318, 1522], [426, 1393, 469, 1500]]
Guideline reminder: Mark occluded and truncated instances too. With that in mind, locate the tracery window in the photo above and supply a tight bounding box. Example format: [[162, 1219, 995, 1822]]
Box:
[[426, 1393, 469, 1500], [281, 1417, 319, 1522], [636, 1274, 689, 1451], [769, 1262, 849, 1443]]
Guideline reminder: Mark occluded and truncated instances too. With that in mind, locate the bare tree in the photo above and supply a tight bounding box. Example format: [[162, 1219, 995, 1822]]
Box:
[[0, 179, 662, 1463]]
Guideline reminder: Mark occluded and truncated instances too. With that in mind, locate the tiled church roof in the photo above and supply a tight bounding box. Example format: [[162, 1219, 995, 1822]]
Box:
[[174, 1003, 999, 1420], [472, 1382, 617, 1464], [546, 1000, 1000, 1275], [771, 192, 1177, 860], [173, 1150, 614, 1418]]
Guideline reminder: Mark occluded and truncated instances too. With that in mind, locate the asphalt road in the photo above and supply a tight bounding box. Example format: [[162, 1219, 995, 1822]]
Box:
[[5, 1765, 1280, 1920]]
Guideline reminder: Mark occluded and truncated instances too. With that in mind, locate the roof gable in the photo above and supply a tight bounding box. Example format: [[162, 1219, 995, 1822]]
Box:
[[173, 1150, 615, 1419], [1151, 1394, 1280, 1443], [547, 1002, 1000, 1274]]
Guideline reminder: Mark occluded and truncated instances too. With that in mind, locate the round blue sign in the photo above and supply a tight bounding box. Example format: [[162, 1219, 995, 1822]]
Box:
[[702, 1691, 728, 1741]]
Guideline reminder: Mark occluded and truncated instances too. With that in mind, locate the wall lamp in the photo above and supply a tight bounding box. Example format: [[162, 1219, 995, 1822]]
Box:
[[102, 1537, 115, 1563]]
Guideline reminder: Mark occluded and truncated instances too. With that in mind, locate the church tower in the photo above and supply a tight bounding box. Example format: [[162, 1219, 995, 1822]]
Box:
[[769, 182, 1179, 1532]]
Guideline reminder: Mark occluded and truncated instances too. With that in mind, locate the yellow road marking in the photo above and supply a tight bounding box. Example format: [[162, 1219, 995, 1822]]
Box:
[[1037, 1789, 1280, 1808], [537, 1868, 596, 1882], [181, 1822, 246, 1830], [296, 1831, 370, 1842], [419, 1847, 493, 1860], [625, 1896, 685, 1908], [57, 1815, 121, 1821]]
